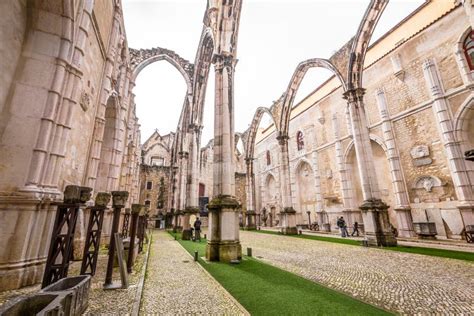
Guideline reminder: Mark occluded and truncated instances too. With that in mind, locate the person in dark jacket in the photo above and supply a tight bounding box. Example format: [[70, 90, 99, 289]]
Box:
[[337, 216, 349, 237], [194, 217, 202, 241], [351, 221, 360, 237]]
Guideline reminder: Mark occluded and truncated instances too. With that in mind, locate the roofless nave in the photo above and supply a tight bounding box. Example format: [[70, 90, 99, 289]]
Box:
[[0, 0, 473, 314]]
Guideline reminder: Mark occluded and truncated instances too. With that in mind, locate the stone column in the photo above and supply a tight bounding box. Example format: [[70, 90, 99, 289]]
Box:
[[184, 126, 201, 239], [344, 88, 397, 246], [332, 113, 356, 212], [178, 150, 190, 238], [276, 133, 297, 235], [375, 89, 415, 237], [422, 58, 474, 227], [244, 158, 257, 230], [206, 55, 242, 262]]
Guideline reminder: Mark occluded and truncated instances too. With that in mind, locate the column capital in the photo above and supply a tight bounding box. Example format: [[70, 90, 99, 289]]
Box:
[[276, 133, 289, 146], [178, 151, 189, 159], [111, 191, 129, 208], [245, 157, 254, 165], [343, 88, 365, 103], [213, 54, 237, 71]]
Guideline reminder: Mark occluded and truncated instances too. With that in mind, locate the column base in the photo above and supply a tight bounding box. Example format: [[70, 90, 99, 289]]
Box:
[[360, 199, 397, 247], [206, 241, 242, 262], [280, 207, 297, 235], [205, 195, 241, 262], [365, 232, 398, 247], [245, 210, 257, 230], [281, 226, 298, 235], [182, 229, 193, 240]]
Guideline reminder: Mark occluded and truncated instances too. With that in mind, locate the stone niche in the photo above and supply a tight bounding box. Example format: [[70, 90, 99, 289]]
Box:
[[411, 175, 448, 203]]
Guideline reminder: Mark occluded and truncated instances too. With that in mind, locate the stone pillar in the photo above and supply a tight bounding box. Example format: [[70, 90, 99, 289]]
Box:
[[276, 133, 297, 235], [206, 55, 242, 262], [183, 126, 201, 240], [375, 89, 415, 237], [344, 88, 397, 246], [422, 58, 474, 227], [332, 113, 356, 211], [244, 158, 257, 230]]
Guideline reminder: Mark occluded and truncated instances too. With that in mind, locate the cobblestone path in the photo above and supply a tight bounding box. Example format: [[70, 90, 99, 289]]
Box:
[[240, 231, 474, 315], [140, 231, 246, 315]]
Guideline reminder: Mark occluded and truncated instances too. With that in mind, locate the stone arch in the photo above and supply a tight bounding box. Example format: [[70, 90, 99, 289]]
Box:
[[280, 58, 347, 136], [192, 28, 215, 126], [245, 107, 279, 160], [262, 172, 279, 226], [294, 159, 316, 223], [96, 95, 121, 192], [129, 47, 194, 96], [454, 93, 474, 185], [235, 132, 246, 157], [347, 0, 388, 90], [455, 27, 474, 84], [344, 134, 398, 227]]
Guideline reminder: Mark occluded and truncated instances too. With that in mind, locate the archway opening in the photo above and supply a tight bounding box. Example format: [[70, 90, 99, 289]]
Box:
[[295, 161, 316, 226], [96, 97, 120, 192], [134, 61, 187, 142], [346, 139, 396, 228], [293, 67, 333, 106]]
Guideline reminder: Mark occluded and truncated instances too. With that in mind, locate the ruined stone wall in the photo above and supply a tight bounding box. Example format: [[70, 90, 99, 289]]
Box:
[[0, 0, 142, 291], [139, 165, 170, 216], [252, 6, 473, 238]]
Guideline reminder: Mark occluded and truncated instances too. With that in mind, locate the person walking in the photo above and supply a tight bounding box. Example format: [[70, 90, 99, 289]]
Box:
[[194, 217, 202, 242], [351, 221, 360, 237], [337, 216, 349, 237]]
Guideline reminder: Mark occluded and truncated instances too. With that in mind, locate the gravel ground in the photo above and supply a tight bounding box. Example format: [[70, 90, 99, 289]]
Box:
[[140, 230, 246, 315], [240, 230, 474, 315]]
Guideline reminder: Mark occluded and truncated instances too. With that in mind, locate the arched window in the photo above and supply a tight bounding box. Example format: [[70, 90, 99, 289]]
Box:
[[464, 30, 474, 70], [296, 131, 304, 151], [266, 150, 271, 166]]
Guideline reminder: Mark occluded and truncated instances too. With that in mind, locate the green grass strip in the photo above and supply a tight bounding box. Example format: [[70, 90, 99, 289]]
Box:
[[170, 231, 391, 316], [255, 229, 474, 262]]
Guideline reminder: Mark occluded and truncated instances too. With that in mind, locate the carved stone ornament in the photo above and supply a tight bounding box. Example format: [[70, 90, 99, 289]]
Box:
[[111, 191, 129, 208], [411, 145, 432, 167], [79, 90, 91, 112], [79, 186, 93, 203], [412, 175, 443, 192], [95, 192, 111, 207], [410, 145, 429, 159]]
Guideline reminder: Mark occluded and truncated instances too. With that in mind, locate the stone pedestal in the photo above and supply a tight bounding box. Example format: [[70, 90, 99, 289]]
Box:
[[182, 207, 199, 240], [280, 207, 297, 235], [244, 210, 257, 230], [360, 199, 397, 246], [206, 196, 242, 262]]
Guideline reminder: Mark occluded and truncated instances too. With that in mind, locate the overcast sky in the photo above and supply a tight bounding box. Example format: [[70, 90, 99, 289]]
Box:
[[122, 0, 424, 144]]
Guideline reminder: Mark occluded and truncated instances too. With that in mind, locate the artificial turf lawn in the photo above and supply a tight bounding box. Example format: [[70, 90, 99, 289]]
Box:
[[170, 232, 391, 316], [256, 229, 474, 262]]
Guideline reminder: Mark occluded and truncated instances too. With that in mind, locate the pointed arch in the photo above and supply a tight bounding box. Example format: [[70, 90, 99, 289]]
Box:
[[280, 58, 347, 135], [192, 27, 215, 126], [245, 107, 279, 160], [347, 0, 389, 91], [129, 47, 194, 96]]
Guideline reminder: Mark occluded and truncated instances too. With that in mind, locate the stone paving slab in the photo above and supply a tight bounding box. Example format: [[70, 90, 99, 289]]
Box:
[[140, 230, 246, 315], [240, 230, 474, 315]]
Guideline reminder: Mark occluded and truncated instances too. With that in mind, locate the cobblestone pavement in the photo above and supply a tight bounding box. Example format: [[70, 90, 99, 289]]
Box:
[[0, 239, 148, 315], [240, 231, 474, 315], [140, 230, 246, 315]]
